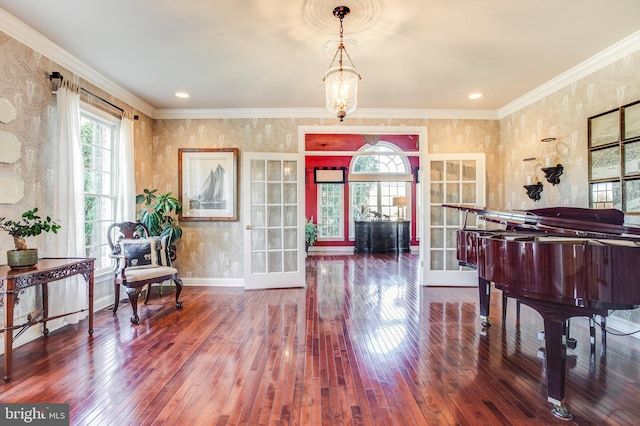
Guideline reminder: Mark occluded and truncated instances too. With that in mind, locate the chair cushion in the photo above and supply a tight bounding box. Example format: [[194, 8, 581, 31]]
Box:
[[119, 237, 160, 269], [123, 266, 178, 282]]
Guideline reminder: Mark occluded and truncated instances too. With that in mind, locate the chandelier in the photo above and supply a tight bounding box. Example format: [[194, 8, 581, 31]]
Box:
[[323, 6, 361, 122]]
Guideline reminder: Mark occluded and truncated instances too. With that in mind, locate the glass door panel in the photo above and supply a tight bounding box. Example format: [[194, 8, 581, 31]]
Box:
[[244, 152, 305, 289]]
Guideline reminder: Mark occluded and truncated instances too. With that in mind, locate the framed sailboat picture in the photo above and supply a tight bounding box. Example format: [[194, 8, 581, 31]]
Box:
[[178, 148, 239, 221]]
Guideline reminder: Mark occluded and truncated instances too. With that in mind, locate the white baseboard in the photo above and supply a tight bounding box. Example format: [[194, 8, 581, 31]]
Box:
[[308, 246, 354, 253], [181, 277, 244, 287]]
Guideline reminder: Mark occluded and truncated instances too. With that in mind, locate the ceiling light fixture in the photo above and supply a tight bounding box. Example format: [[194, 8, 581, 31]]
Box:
[[468, 93, 483, 100], [323, 6, 361, 122], [175, 91, 190, 99]]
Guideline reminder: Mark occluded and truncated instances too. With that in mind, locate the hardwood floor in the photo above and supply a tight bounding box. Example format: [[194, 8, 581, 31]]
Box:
[[1, 253, 639, 425]]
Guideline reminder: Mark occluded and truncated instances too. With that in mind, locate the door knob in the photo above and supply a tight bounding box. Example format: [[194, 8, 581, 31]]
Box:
[[245, 225, 252, 230]]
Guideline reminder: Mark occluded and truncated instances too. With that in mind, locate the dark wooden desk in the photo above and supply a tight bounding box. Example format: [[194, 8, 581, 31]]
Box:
[[0, 257, 94, 381], [354, 221, 410, 253]]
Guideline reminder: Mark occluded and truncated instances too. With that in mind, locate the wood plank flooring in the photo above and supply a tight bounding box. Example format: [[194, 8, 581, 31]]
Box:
[[1, 253, 640, 425]]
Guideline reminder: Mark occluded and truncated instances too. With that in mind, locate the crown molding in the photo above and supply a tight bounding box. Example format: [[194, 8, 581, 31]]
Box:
[[154, 107, 500, 120], [498, 30, 640, 119], [0, 8, 156, 118]]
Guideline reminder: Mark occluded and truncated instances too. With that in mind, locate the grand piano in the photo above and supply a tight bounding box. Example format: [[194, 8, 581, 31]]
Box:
[[443, 204, 640, 420]]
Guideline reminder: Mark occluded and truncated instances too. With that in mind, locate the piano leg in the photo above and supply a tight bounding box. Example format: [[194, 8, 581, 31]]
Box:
[[478, 277, 491, 328], [600, 316, 607, 357], [543, 318, 573, 421]]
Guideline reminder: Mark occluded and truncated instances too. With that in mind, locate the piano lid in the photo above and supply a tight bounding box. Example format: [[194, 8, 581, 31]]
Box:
[[443, 204, 640, 240]]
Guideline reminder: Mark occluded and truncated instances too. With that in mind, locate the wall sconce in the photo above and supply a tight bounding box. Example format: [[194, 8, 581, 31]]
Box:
[[392, 196, 409, 220], [522, 157, 543, 201], [540, 137, 564, 185]]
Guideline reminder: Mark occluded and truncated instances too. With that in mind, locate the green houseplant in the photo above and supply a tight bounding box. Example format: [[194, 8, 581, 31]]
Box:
[[0, 207, 61, 268], [305, 217, 318, 253], [136, 189, 183, 256]]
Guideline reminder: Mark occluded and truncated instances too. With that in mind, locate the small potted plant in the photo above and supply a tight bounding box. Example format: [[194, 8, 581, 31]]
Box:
[[305, 217, 318, 253], [0, 207, 61, 268]]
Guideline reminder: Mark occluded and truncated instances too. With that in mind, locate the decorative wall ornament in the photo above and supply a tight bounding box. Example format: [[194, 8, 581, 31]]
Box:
[[0, 130, 22, 164], [0, 97, 17, 123], [540, 137, 564, 185], [524, 182, 544, 201], [542, 164, 564, 185], [522, 157, 543, 201]]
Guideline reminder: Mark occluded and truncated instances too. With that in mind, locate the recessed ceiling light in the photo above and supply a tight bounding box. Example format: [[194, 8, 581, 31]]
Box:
[[175, 91, 190, 99], [468, 93, 483, 100]]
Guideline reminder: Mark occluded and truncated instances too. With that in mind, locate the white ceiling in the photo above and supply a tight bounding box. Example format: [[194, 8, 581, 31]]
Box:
[[0, 0, 639, 118]]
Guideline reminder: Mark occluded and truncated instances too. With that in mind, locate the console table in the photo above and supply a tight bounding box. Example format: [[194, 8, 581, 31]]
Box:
[[354, 221, 410, 253], [1, 257, 94, 381]]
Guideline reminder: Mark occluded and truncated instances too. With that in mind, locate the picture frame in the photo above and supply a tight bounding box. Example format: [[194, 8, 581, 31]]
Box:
[[624, 101, 640, 140], [589, 146, 620, 181], [589, 109, 620, 148], [624, 179, 640, 213], [178, 148, 239, 221], [623, 140, 640, 176]]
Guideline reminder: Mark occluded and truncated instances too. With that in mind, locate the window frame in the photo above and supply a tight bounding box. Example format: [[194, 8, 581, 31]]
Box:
[[348, 142, 412, 240], [80, 103, 120, 273], [316, 183, 345, 240]]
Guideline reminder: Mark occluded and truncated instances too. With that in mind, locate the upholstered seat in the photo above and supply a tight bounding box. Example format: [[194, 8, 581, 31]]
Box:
[[108, 221, 183, 324]]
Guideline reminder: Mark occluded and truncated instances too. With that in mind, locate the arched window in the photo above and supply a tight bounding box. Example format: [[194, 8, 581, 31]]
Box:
[[351, 142, 409, 175], [349, 142, 412, 225]]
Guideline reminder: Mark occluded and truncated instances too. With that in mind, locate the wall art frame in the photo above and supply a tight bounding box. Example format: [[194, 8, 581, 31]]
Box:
[[178, 148, 239, 221]]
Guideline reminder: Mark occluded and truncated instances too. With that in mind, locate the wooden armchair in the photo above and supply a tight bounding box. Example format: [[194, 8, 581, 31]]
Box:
[[107, 221, 183, 324]]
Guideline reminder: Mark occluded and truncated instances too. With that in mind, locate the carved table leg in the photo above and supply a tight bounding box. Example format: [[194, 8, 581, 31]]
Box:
[[42, 282, 49, 336], [3, 281, 14, 382]]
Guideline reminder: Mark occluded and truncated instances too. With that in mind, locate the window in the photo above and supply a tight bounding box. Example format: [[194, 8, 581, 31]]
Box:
[[317, 184, 344, 239], [351, 181, 409, 219], [350, 142, 411, 222], [588, 100, 640, 212], [81, 106, 118, 271]]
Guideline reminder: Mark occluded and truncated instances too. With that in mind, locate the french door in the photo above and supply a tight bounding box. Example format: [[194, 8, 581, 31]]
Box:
[[422, 153, 485, 286], [243, 152, 305, 289]]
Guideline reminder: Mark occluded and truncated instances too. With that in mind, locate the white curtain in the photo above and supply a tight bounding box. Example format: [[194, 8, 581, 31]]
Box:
[[116, 115, 136, 222], [50, 83, 87, 324]]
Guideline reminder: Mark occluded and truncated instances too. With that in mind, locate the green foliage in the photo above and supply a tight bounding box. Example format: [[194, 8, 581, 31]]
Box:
[[136, 189, 183, 249], [0, 208, 61, 250], [305, 217, 318, 246]]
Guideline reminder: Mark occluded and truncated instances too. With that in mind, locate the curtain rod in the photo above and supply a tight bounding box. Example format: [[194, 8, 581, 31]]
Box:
[[49, 72, 139, 120]]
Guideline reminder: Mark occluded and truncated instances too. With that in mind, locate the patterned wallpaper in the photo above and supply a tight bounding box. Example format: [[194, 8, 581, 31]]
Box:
[[500, 51, 640, 212], [150, 118, 500, 281]]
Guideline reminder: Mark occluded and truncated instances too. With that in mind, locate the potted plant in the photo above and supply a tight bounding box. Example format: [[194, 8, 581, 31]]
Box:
[[136, 189, 183, 257], [0, 207, 61, 268], [305, 217, 318, 253]]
